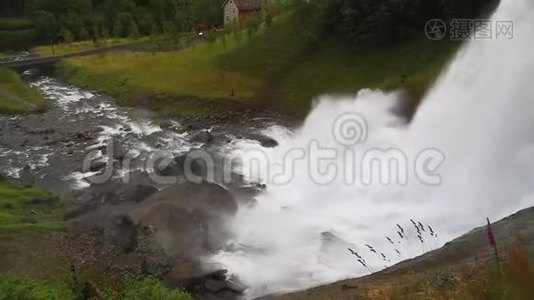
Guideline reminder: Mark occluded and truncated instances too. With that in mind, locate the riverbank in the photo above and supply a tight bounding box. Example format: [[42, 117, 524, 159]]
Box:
[[276, 207, 534, 300], [0, 73, 284, 300], [0, 68, 45, 114], [55, 11, 459, 119]]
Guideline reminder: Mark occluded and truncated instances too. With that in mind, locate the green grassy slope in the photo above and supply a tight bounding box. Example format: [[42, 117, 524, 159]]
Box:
[[278, 38, 457, 115], [0, 180, 64, 240], [57, 11, 459, 118], [0, 68, 46, 114]]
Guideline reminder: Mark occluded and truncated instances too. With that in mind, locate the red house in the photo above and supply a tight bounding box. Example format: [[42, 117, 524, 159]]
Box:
[[222, 0, 264, 25]]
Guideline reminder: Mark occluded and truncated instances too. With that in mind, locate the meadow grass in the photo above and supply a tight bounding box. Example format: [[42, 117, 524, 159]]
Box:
[[368, 238, 533, 300], [0, 274, 75, 300], [0, 180, 65, 241], [58, 32, 262, 116], [278, 38, 458, 115], [57, 11, 458, 118], [33, 37, 149, 57], [0, 68, 45, 114], [0, 274, 192, 300]]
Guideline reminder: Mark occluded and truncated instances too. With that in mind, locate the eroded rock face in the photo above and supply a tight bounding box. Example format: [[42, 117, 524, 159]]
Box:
[[191, 131, 214, 144], [65, 178, 243, 299], [105, 214, 138, 253], [67, 181, 238, 276], [134, 181, 238, 257]]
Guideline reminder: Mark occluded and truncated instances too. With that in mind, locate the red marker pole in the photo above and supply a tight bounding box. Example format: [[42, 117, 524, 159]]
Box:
[[486, 218, 501, 283]]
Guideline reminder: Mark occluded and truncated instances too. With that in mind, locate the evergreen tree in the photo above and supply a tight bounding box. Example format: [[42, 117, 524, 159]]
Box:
[[112, 20, 123, 38], [62, 29, 74, 44], [127, 20, 140, 38], [101, 26, 110, 40], [79, 27, 90, 40], [91, 23, 100, 40]]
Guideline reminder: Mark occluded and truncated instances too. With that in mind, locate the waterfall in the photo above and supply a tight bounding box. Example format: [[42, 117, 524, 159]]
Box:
[[210, 0, 534, 297]]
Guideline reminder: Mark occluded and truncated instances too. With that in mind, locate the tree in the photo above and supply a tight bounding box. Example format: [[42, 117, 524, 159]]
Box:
[[127, 20, 140, 38], [191, 0, 223, 27], [79, 27, 90, 40], [101, 26, 110, 40], [103, 0, 136, 24], [34, 10, 58, 43], [150, 22, 160, 36], [91, 23, 100, 40], [62, 29, 74, 44], [112, 20, 123, 38]]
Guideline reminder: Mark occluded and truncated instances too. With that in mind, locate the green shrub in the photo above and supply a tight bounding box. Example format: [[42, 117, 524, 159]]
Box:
[[0, 275, 75, 300], [102, 277, 192, 300], [0, 29, 40, 50], [0, 18, 35, 31]]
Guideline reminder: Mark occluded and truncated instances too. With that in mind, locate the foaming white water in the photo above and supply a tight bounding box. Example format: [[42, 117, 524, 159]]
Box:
[[211, 0, 534, 297]]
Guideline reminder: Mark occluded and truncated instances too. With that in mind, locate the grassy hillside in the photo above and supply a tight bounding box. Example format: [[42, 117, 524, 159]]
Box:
[[279, 207, 534, 300], [33, 37, 150, 57], [58, 32, 262, 116], [0, 180, 64, 241], [57, 11, 459, 118], [0, 68, 45, 114]]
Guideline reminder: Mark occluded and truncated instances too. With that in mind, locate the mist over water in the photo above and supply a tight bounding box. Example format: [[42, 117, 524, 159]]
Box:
[[210, 0, 534, 297]]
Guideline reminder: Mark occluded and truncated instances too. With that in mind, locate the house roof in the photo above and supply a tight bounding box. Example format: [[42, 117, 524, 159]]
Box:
[[223, 0, 263, 11]]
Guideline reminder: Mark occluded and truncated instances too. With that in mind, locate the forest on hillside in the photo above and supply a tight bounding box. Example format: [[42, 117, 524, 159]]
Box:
[[0, 0, 499, 50]]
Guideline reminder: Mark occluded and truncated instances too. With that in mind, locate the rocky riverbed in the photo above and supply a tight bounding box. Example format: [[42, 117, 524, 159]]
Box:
[[0, 68, 293, 299]]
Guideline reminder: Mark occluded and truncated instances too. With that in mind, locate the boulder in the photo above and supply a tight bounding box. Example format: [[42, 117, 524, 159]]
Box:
[[190, 131, 213, 144], [105, 214, 138, 252], [89, 160, 107, 172], [176, 269, 246, 300], [244, 133, 279, 148], [135, 182, 238, 256], [19, 165, 34, 187], [106, 139, 128, 160]]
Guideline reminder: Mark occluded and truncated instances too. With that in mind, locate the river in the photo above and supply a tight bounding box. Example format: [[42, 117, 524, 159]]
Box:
[[0, 68, 291, 199]]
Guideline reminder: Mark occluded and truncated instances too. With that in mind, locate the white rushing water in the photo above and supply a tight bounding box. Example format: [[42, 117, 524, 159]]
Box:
[[211, 0, 534, 297]]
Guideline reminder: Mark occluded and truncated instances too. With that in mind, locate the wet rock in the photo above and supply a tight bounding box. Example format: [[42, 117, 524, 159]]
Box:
[[391, 90, 417, 122], [27, 128, 55, 135], [89, 160, 107, 172], [179, 270, 246, 300], [135, 182, 238, 257], [19, 165, 34, 187], [107, 184, 158, 205], [73, 129, 102, 142], [105, 214, 138, 253], [64, 202, 100, 220], [170, 151, 245, 185], [159, 120, 174, 130], [244, 133, 279, 148], [191, 131, 213, 144], [106, 139, 128, 160]]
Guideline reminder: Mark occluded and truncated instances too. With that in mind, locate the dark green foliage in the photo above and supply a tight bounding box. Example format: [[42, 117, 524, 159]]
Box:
[[127, 20, 140, 38], [0, 0, 225, 50], [0, 29, 39, 50], [0, 274, 192, 300], [0, 275, 74, 300], [305, 0, 500, 44], [101, 277, 192, 300]]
